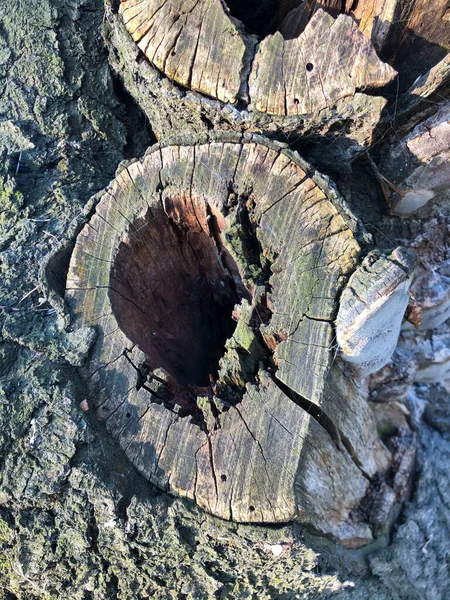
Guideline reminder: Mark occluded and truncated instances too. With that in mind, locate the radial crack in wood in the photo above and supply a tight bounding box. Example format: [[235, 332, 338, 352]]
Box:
[[65, 138, 412, 547]]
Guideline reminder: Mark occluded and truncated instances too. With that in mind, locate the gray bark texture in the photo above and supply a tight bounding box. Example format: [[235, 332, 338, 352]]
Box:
[[0, 0, 450, 598]]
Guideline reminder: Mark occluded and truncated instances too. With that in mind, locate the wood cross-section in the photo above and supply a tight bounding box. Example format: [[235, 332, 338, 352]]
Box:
[[65, 138, 406, 547], [118, 1, 396, 113]]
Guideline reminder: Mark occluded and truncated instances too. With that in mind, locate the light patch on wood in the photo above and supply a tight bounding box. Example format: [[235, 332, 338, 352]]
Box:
[[337, 248, 417, 376]]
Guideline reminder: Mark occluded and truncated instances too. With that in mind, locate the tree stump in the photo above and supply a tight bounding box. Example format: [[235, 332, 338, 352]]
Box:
[[65, 136, 413, 548], [118, 1, 395, 110], [112, 1, 396, 163]]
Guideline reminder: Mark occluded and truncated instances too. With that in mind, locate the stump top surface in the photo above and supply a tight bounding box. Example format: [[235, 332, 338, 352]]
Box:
[[118, 1, 396, 112], [66, 139, 393, 547]]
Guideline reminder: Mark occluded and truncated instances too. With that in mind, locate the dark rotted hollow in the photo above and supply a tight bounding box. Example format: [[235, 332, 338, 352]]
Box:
[[225, 0, 282, 36], [224, 0, 350, 38], [108, 199, 244, 387]]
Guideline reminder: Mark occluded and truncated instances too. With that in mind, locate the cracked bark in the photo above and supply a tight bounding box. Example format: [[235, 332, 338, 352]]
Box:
[[4, 0, 450, 596]]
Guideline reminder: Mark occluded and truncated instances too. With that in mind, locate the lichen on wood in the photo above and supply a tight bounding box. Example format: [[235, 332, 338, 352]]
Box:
[[3, 0, 450, 596]]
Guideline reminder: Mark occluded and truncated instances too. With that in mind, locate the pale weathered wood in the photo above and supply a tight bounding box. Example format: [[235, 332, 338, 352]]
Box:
[[280, 0, 450, 82], [118, 1, 396, 121], [337, 248, 417, 376], [119, 0, 248, 104], [279, 0, 354, 38], [64, 137, 410, 547], [249, 10, 396, 116]]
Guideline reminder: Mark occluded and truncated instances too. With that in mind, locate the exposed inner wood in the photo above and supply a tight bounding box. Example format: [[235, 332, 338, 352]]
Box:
[[119, 0, 247, 104], [118, 1, 396, 114]]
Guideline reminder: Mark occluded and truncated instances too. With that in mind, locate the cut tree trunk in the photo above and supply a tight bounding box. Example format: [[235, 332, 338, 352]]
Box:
[[64, 136, 415, 547], [113, 0, 396, 162]]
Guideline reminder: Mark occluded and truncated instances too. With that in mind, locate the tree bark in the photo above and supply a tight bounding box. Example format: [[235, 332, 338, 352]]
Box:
[[0, 0, 449, 598]]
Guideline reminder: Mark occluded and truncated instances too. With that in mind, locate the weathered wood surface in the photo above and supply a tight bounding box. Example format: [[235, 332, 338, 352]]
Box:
[[118, 1, 396, 115], [366, 0, 450, 80], [280, 0, 450, 75], [337, 248, 417, 376], [3, 0, 450, 594], [119, 0, 248, 103], [249, 10, 395, 115], [65, 137, 407, 547]]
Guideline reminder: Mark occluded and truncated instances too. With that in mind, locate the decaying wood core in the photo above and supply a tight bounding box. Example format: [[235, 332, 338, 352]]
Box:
[[224, 0, 280, 36], [109, 201, 244, 388], [107, 193, 271, 425]]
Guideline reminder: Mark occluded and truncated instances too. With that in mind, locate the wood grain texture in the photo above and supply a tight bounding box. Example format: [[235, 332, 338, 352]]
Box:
[[279, 0, 450, 69], [249, 10, 396, 116], [118, 1, 396, 119], [66, 138, 399, 547], [119, 0, 247, 103], [379, 100, 450, 216]]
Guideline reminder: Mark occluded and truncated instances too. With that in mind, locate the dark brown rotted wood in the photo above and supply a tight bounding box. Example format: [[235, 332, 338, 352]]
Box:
[[65, 137, 404, 548]]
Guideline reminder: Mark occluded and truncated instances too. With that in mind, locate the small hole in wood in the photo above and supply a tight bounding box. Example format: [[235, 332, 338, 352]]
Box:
[[109, 200, 248, 388], [221, 474, 227, 482], [249, 505, 255, 512], [294, 98, 299, 105], [306, 63, 314, 72], [126, 412, 131, 418]]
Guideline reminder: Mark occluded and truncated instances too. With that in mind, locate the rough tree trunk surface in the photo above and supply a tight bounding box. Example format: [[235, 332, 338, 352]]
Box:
[[0, 0, 450, 598]]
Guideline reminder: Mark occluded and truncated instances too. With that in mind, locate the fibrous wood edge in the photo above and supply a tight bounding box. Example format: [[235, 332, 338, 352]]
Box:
[[281, 0, 450, 70], [66, 139, 394, 547], [102, 4, 390, 167]]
